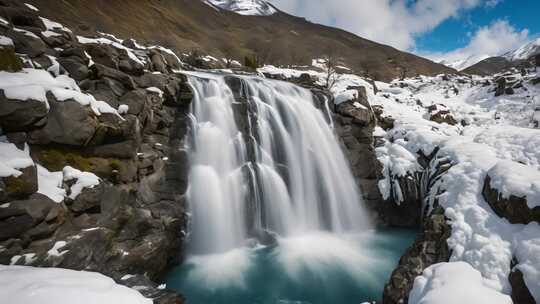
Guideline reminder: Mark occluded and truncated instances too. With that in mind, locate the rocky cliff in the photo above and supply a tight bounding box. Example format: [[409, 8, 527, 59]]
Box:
[[0, 2, 194, 302]]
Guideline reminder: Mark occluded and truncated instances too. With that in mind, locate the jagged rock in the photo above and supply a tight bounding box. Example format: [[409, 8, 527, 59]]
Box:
[[482, 175, 540, 224], [0, 193, 64, 241], [65, 183, 105, 214], [0, 92, 49, 132], [28, 98, 98, 146], [535, 54, 540, 67], [378, 173, 423, 227], [509, 264, 536, 304], [2, 165, 38, 201], [84, 43, 120, 70], [383, 206, 452, 304], [495, 77, 506, 97], [90, 63, 136, 90], [58, 57, 90, 81], [59, 47, 90, 64], [373, 105, 395, 130]]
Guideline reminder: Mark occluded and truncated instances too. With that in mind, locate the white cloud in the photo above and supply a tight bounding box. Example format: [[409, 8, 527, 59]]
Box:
[[269, 0, 501, 50], [424, 20, 530, 69]]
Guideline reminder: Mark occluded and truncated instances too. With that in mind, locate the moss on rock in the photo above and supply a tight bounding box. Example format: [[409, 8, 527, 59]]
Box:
[[0, 48, 23, 72]]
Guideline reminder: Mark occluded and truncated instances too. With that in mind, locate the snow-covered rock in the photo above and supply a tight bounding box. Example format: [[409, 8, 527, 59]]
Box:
[[409, 262, 512, 304], [0, 265, 152, 304]]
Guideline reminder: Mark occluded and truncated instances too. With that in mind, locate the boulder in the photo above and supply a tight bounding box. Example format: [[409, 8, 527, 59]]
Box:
[[482, 175, 540, 224], [4, 28, 47, 58], [28, 98, 98, 146], [0, 93, 49, 132], [495, 77, 506, 97], [65, 183, 105, 214], [58, 57, 90, 81], [90, 63, 136, 90]]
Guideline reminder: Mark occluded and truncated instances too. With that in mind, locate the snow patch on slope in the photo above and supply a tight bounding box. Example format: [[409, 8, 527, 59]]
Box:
[[204, 0, 277, 16]]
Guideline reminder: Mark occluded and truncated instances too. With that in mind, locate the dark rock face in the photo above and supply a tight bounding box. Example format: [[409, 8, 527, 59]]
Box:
[[325, 87, 383, 218], [0, 3, 193, 302], [509, 263, 536, 304], [383, 206, 452, 304], [0, 94, 49, 132], [483, 175, 540, 224]]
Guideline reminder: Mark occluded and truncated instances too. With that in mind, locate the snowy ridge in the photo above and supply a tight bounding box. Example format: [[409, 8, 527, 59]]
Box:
[[203, 0, 277, 16], [439, 54, 491, 71], [503, 37, 540, 61]]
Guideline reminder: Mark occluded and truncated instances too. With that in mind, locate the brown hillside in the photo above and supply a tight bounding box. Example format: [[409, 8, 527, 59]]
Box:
[[28, 0, 455, 81]]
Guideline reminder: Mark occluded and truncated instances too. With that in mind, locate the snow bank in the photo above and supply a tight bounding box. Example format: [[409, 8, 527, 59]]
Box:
[[0, 139, 33, 178], [488, 161, 540, 208], [0, 265, 152, 304], [63, 166, 100, 199], [409, 262, 512, 304]]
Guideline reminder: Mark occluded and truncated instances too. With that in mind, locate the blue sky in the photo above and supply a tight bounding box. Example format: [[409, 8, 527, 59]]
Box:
[[416, 0, 540, 53], [270, 0, 540, 62]]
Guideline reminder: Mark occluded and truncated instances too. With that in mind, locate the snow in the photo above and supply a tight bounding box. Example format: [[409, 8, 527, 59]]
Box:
[[0, 35, 13, 47], [63, 166, 100, 200], [24, 3, 39, 11], [0, 68, 119, 116], [409, 262, 512, 304], [37, 165, 65, 203], [0, 17, 8, 26], [118, 104, 129, 114], [0, 139, 34, 178], [204, 0, 277, 16], [487, 161, 540, 208], [0, 265, 152, 304], [439, 54, 491, 71]]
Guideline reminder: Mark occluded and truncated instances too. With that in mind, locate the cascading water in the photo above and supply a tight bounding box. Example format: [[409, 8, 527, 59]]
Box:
[[186, 71, 370, 254], [166, 71, 417, 304]]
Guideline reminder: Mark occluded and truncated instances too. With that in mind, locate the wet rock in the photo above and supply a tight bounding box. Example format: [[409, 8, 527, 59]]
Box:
[[383, 206, 451, 304], [482, 175, 540, 224]]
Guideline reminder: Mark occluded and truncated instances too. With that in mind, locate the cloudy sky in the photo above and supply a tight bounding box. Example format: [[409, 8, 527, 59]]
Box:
[[268, 0, 540, 63]]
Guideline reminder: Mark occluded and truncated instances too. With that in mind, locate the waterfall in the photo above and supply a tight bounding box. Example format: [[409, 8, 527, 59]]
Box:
[[185, 71, 371, 254]]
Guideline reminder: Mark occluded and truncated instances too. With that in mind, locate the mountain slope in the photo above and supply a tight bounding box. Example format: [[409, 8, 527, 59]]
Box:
[[27, 0, 454, 81], [464, 38, 540, 75]]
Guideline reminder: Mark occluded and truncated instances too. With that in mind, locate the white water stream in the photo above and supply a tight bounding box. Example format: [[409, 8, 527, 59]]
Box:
[[186, 71, 371, 254]]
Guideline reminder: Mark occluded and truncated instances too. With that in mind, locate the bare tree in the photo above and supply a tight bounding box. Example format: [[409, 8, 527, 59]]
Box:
[[321, 50, 343, 90]]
